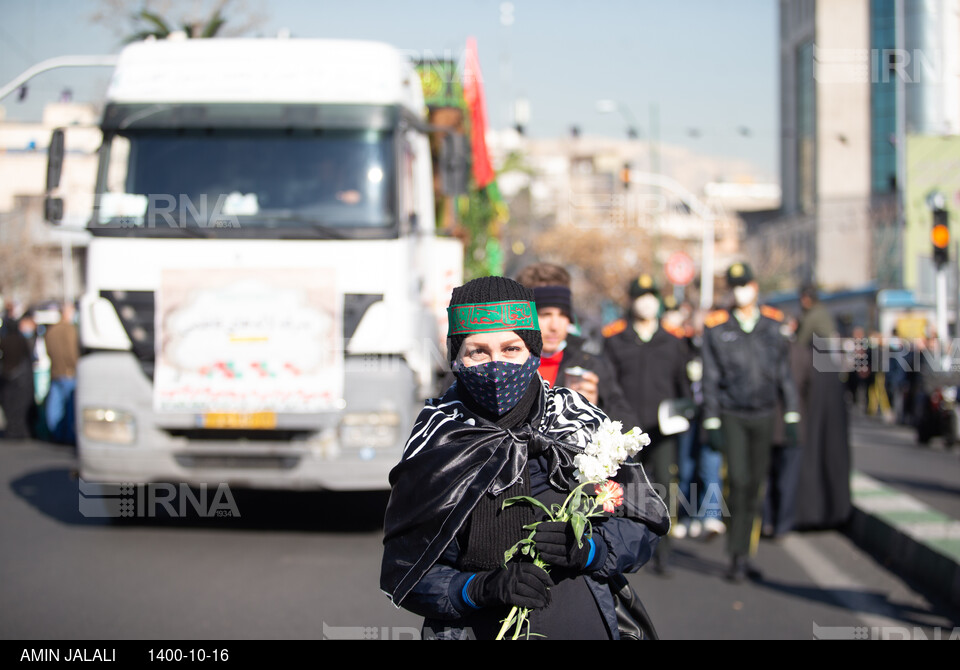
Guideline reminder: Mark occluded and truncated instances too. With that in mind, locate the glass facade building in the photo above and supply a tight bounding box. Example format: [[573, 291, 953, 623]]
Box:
[[870, 0, 898, 194]]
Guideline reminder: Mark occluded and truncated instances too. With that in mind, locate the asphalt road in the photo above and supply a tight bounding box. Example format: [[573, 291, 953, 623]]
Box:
[[1, 411, 958, 641]]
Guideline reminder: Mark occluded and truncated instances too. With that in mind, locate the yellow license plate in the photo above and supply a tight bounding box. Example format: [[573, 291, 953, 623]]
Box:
[[202, 412, 277, 429]]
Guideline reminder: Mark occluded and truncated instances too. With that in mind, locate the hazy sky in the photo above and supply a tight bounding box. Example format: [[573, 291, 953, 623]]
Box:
[[0, 0, 780, 179]]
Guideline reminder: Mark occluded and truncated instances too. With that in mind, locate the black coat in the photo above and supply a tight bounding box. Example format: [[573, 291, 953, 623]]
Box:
[[701, 309, 799, 421], [603, 324, 692, 431]]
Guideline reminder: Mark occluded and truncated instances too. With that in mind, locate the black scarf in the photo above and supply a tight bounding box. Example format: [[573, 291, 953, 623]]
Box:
[[380, 378, 671, 606]]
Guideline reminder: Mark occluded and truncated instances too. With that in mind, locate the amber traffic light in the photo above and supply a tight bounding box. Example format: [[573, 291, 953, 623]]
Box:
[[932, 208, 949, 268], [620, 162, 632, 190]]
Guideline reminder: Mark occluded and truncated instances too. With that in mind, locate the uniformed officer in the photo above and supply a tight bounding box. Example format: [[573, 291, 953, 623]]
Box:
[[701, 262, 800, 582], [604, 273, 692, 576]]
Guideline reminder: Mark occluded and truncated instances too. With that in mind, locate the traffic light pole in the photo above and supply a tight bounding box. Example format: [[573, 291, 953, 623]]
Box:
[[937, 264, 948, 360]]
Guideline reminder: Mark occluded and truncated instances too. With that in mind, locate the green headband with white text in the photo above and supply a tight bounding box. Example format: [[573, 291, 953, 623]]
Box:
[[447, 301, 541, 336]]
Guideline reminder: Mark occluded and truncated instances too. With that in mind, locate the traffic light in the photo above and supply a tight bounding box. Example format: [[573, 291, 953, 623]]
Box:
[[620, 162, 632, 190], [932, 208, 949, 268]]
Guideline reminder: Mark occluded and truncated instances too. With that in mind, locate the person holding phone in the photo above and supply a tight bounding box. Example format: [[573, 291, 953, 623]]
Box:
[[514, 263, 637, 428]]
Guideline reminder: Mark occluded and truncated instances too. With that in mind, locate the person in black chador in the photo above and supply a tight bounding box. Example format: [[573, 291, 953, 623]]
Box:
[[792, 284, 852, 530], [514, 262, 637, 428], [380, 276, 669, 640]]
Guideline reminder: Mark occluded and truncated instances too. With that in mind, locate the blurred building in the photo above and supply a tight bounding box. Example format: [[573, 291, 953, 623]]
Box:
[[487, 128, 773, 310], [776, 0, 960, 318], [0, 102, 97, 309]]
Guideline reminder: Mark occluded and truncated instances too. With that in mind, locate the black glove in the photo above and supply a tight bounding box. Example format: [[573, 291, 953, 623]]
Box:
[[466, 562, 552, 610], [532, 520, 596, 570]]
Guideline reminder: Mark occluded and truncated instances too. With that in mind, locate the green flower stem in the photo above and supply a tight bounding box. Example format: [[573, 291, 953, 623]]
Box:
[[495, 479, 614, 640]]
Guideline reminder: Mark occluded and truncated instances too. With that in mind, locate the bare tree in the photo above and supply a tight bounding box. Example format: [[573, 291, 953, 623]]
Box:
[[0, 207, 51, 307], [530, 224, 659, 323], [89, 0, 269, 43]]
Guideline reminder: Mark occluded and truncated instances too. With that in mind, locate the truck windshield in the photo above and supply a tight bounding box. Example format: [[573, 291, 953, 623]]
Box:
[[94, 128, 395, 236]]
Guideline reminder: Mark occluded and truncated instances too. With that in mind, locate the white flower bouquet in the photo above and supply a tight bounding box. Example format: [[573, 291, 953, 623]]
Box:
[[496, 419, 651, 640]]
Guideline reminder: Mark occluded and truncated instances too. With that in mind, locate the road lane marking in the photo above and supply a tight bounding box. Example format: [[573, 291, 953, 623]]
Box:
[[780, 534, 908, 630]]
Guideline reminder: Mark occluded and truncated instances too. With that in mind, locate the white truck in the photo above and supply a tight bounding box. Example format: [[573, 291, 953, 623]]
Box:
[[44, 38, 464, 491]]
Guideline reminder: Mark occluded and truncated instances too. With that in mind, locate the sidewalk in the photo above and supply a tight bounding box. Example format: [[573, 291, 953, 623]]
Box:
[[845, 412, 960, 610]]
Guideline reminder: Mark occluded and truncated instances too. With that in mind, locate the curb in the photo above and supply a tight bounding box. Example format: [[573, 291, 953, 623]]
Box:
[[847, 470, 960, 610]]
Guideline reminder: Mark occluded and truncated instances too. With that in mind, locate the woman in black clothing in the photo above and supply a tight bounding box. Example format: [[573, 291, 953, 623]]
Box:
[[380, 276, 669, 640]]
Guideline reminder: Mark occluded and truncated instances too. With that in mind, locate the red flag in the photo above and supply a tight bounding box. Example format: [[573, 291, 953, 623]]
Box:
[[463, 37, 495, 189]]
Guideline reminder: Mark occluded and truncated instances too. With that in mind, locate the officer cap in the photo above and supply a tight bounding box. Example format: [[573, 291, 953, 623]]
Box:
[[726, 262, 755, 287], [629, 273, 659, 299]]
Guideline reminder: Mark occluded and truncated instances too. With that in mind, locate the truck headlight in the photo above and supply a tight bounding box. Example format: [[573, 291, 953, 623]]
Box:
[[82, 408, 136, 445], [339, 411, 401, 450]]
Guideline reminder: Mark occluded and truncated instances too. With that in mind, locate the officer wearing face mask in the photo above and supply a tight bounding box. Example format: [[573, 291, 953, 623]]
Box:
[[701, 262, 800, 583], [603, 274, 692, 576]]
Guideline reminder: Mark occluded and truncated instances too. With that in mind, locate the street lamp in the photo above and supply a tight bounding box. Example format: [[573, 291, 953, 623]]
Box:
[[595, 99, 640, 139]]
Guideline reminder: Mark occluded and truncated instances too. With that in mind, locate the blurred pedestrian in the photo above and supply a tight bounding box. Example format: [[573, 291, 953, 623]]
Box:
[[515, 263, 637, 427], [603, 273, 692, 576], [791, 284, 852, 530], [885, 329, 911, 425], [379, 275, 669, 640], [701, 262, 800, 582], [44, 302, 79, 445], [673, 314, 726, 542], [866, 331, 892, 420], [1, 312, 38, 440], [845, 326, 871, 411], [762, 313, 804, 540]]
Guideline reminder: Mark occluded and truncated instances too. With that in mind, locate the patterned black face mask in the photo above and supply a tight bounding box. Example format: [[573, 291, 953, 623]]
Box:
[[452, 355, 542, 416]]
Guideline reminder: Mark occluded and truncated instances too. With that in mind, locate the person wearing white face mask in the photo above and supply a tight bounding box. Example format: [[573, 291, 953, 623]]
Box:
[[604, 274, 692, 577], [701, 262, 800, 583]]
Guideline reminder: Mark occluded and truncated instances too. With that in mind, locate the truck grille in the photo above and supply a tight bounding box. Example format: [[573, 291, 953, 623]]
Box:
[[174, 454, 301, 470]]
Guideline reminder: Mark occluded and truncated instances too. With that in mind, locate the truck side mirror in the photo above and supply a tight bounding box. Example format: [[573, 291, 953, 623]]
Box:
[[46, 128, 65, 191], [440, 132, 470, 196], [44, 196, 64, 223], [44, 128, 65, 224]]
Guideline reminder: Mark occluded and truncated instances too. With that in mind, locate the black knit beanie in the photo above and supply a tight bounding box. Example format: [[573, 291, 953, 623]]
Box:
[[447, 276, 543, 363], [533, 285, 573, 319]]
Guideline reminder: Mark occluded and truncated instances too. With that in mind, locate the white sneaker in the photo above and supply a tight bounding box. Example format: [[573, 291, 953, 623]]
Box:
[[702, 518, 726, 537], [670, 520, 688, 539], [688, 519, 703, 538]]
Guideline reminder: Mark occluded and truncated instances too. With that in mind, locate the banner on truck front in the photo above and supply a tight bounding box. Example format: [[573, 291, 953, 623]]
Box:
[[154, 268, 343, 414]]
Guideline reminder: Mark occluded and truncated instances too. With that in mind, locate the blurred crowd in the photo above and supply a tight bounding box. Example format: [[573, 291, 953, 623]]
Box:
[[513, 260, 857, 583], [841, 327, 960, 440], [0, 298, 79, 446]]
